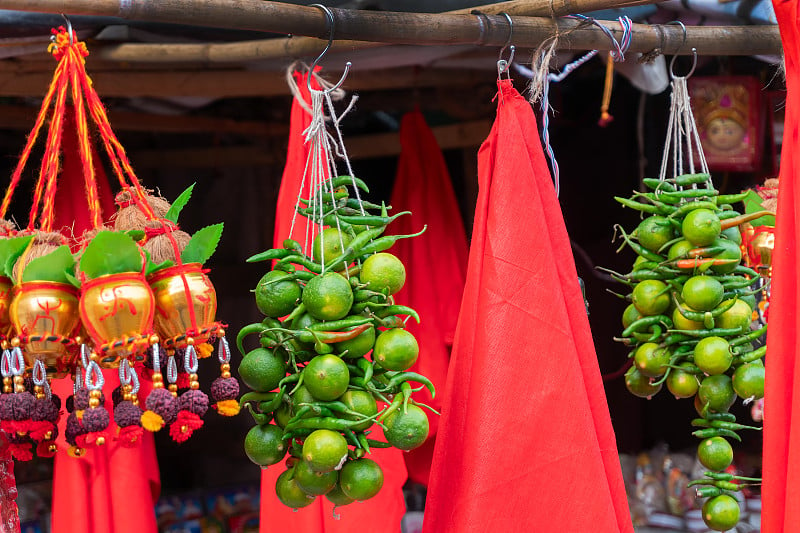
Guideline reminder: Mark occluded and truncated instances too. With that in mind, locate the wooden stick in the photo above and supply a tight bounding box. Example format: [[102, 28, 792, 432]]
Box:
[[88, 0, 664, 64], [131, 119, 493, 168], [0, 104, 288, 136], [3, 0, 781, 56], [0, 66, 492, 97]]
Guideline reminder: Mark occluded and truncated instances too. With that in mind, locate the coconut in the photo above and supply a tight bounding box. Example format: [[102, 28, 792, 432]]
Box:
[[112, 189, 171, 232], [143, 219, 191, 264], [12, 231, 68, 280]]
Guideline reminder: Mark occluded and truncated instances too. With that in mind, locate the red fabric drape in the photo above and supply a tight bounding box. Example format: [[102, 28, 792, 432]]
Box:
[[423, 80, 633, 532], [50, 106, 160, 533], [259, 70, 408, 533], [389, 110, 467, 486], [763, 2, 800, 531]]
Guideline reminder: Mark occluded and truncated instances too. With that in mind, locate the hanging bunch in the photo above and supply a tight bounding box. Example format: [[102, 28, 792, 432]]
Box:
[[0, 24, 232, 461], [237, 69, 434, 510], [604, 60, 772, 532]]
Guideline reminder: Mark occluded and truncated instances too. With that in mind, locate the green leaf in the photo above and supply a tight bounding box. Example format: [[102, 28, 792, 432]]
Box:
[[21, 245, 76, 285], [164, 183, 195, 223], [146, 259, 174, 277], [0, 235, 34, 280], [742, 189, 776, 227], [65, 271, 82, 289], [181, 223, 223, 265], [125, 230, 146, 242], [79, 231, 143, 280]]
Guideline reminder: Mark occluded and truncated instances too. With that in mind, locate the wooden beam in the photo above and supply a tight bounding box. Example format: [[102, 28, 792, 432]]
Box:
[[0, 104, 287, 136], [0, 67, 492, 97], [78, 0, 662, 65], [131, 119, 493, 168], [1, 1, 781, 56]]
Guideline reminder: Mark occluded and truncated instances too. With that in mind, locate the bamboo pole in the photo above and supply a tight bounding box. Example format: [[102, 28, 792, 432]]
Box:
[[0, 66, 493, 97], [1, 0, 782, 57], [89, 0, 663, 64], [0, 104, 288, 135]]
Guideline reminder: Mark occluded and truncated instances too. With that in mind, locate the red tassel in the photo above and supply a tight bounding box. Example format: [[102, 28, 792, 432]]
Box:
[[176, 373, 191, 389], [77, 430, 110, 448], [116, 425, 144, 448], [28, 421, 56, 442], [169, 411, 203, 443], [1, 420, 35, 435], [36, 440, 57, 458], [9, 441, 33, 462]]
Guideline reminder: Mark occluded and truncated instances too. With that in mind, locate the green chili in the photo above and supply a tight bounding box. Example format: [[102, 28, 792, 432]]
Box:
[[673, 173, 712, 187], [246, 248, 294, 263], [730, 325, 767, 347], [732, 345, 767, 365], [356, 227, 429, 258], [692, 428, 742, 442], [330, 175, 370, 193]]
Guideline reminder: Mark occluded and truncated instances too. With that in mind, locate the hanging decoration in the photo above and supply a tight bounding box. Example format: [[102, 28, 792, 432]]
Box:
[[236, 19, 434, 508], [0, 22, 233, 464], [604, 50, 773, 532], [689, 76, 764, 172]]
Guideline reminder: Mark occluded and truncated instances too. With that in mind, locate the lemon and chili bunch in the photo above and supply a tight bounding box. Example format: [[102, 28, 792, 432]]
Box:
[[235, 177, 435, 509], [607, 173, 772, 532]]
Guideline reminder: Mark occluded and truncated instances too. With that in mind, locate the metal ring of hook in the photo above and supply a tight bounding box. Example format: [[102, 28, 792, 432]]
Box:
[[61, 13, 74, 45], [470, 10, 490, 46], [666, 21, 697, 79], [307, 4, 352, 94], [497, 12, 515, 78]]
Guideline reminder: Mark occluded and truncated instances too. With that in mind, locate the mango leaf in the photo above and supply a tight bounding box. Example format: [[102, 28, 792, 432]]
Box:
[[164, 183, 195, 223], [181, 223, 223, 265], [65, 271, 82, 289], [125, 230, 146, 242], [21, 245, 76, 285], [79, 231, 143, 280], [742, 189, 776, 227], [146, 259, 174, 277], [0, 235, 34, 280]]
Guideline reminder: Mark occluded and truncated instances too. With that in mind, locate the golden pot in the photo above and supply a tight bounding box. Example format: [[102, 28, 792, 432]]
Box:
[[0, 276, 13, 335], [80, 272, 155, 366], [148, 263, 217, 344], [10, 281, 80, 377]]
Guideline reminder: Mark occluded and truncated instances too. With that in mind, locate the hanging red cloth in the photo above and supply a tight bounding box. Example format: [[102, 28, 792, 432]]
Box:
[[0, 431, 20, 533], [259, 69, 408, 533], [763, 2, 800, 531], [423, 80, 633, 532], [389, 110, 467, 486], [49, 106, 160, 533]]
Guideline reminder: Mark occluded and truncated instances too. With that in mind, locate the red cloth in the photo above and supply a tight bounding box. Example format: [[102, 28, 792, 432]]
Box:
[[389, 110, 468, 485], [260, 70, 408, 533], [424, 80, 633, 532], [50, 106, 160, 533], [0, 431, 20, 533], [763, 3, 800, 531]]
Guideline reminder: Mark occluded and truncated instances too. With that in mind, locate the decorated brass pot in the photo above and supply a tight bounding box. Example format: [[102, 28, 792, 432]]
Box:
[[0, 276, 13, 335], [148, 263, 217, 345], [10, 281, 80, 377], [80, 272, 155, 367]]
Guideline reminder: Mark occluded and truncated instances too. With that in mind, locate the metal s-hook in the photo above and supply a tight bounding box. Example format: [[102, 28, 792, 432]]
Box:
[[307, 4, 352, 94], [497, 12, 515, 79], [61, 13, 74, 45], [667, 21, 697, 79]]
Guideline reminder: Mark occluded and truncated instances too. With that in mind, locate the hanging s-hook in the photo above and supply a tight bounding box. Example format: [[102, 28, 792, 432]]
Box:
[[307, 4, 352, 94], [667, 21, 697, 79], [61, 13, 74, 45], [497, 12, 515, 79]]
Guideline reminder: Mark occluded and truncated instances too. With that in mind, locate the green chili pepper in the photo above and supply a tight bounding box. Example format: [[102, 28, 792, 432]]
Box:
[[308, 316, 374, 332], [275, 254, 323, 274], [732, 264, 760, 277], [245, 403, 271, 425], [666, 201, 720, 219], [379, 372, 436, 398], [667, 328, 744, 338], [692, 428, 742, 442], [709, 420, 762, 432], [356, 227, 429, 258], [322, 225, 388, 272], [733, 345, 767, 365], [622, 315, 672, 338], [375, 305, 421, 323], [237, 322, 271, 356], [330, 175, 370, 193], [642, 178, 677, 192], [730, 325, 767, 347], [283, 416, 379, 434], [706, 411, 737, 422], [614, 197, 664, 215], [715, 192, 750, 205], [695, 487, 724, 498], [658, 189, 719, 203], [338, 210, 412, 227], [673, 173, 712, 187], [246, 248, 294, 263]]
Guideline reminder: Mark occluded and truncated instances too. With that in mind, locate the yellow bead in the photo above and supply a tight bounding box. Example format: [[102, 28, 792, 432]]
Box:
[[149, 335, 160, 345], [96, 436, 106, 446], [221, 371, 231, 379], [89, 398, 100, 408], [10, 337, 20, 348]]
